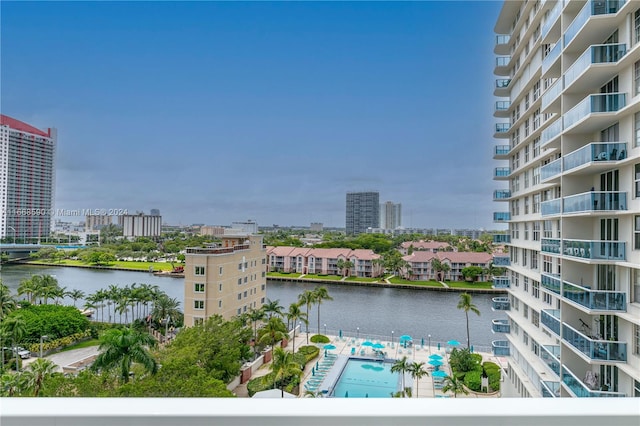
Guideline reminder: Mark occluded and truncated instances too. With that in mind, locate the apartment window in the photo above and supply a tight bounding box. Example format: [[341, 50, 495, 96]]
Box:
[[634, 324, 640, 355], [194, 283, 205, 293], [543, 292, 553, 305], [237, 308, 241, 315], [532, 281, 540, 299], [237, 293, 242, 300], [543, 220, 553, 238], [237, 278, 242, 285], [194, 300, 204, 310], [243, 290, 247, 298], [219, 266, 223, 275], [533, 81, 540, 100], [525, 93, 530, 111], [523, 331, 529, 345], [532, 310, 539, 327], [533, 138, 540, 158], [533, 23, 540, 40], [262, 258, 266, 264], [512, 128, 520, 147], [523, 304, 529, 320], [194, 317, 204, 326], [533, 193, 540, 213], [635, 61, 640, 95], [532, 250, 539, 270], [635, 9, 640, 43], [524, 170, 530, 189], [636, 112, 640, 148], [261, 297, 265, 304], [543, 255, 552, 274], [524, 118, 530, 137], [525, 224, 530, 242], [219, 283, 223, 292], [218, 300, 222, 308], [524, 144, 530, 162], [512, 152, 520, 170], [524, 276, 529, 292], [512, 247, 519, 263], [261, 284, 266, 291], [525, 196, 531, 214], [195, 266, 205, 276], [636, 165, 640, 197]]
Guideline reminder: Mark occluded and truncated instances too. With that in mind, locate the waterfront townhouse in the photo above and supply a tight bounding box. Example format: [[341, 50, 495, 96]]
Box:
[[402, 251, 493, 281], [398, 240, 453, 255], [492, 0, 640, 398], [266, 246, 383, 277]]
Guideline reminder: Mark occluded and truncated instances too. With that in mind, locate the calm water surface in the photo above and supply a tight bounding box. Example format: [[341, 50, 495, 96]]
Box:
[[1, 264, 506, 350]]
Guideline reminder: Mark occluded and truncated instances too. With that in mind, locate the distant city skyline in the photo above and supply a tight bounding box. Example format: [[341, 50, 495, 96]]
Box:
[[2, 1, 502, 229]]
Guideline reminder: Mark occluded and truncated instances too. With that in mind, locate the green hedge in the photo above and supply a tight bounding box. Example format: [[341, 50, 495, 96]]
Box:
[[246, 371, 301, 397], [464, 370, 482, 392], [6, 304, 90, 343], [482, 361, 501, 392], [296, 345, 320, 363], [310, 334, 330, 344], [26, 330, 92, 354]]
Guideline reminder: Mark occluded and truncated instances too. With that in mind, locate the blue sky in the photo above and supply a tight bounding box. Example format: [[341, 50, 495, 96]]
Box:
[[2, 1, 503, 229]]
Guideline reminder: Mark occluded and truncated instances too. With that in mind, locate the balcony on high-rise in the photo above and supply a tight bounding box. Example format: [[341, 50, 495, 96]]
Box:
[[561, 364, 626, 397], [493, 212, 511, 223], [492, 276, 510, 289], [541, 117, 562, 146], [541, 157, 562, 182], [493, 233, 510, 244], [563, 0, 627, 47], [492, 340, 510, 356], [541, 309, 561, 336], [541, 76, 563, 112], [494, 145, 510, 159], [541, 273, 561, 295], [494, 123, 511, 138], [541, 238, 561, 255], [562, 191, 627, 214], [495, 56, 511, 75], [563, 142, 627, 172], [541, 381, 561, 398], [495, 100, 511, 116], [491, 296, 510, 311], [540, 345, 561, 376], [541, 0, 562, 40], [562, 280, 626, 312], [491, 319, 510, 333], [564, 93, 626, 131], [564, 44, 627, 89], [495, 34, 510, 54], [493, 189, 511, 201], [562, 323, 627, 362], [541, 198, 562, 217], [494, 167, 511, 180], [493, 255, 510, 266], [562, 239, 626, 261], [542, 39, 562, 76], [495, 79, 511, 96]]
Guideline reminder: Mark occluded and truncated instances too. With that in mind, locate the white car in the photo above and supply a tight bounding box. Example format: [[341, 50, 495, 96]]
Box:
[[12, 347, 31, 359]]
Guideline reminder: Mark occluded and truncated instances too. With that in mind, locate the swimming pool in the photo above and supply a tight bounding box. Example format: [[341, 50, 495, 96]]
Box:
[[329, 358, 402, 398]]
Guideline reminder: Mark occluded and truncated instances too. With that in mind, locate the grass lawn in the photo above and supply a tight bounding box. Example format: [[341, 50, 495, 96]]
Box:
[[388, 278, 446, 287], [301, 274, 343, 281], [28, 259, 174, 271], [58, 339, 100, 352], [267, 272, 302, 278], [447, 281, 494, 289], [344, 276, 381, 282]]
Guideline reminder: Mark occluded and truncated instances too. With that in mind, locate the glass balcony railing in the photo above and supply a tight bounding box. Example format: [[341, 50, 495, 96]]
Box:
[[562, 281, 626, 311], [541, 309, 561, 336], [492, 340, 510, 356], [541, 158, 562, 181], [493, 234, 511, 244], [495, 101, 510, 112], [541, 0, 563, 39], [541, 117, 562, 146], [541, 76, 563, 110], [492, 296, 510, 311], [540, 345, 561, 376], [493, 212, 511, 222], [565, 44, 627, 88], [564, 0, 627, 47], [493, 189, 511, 200], [495, 123, 510, 133], [562, 364, 626, 397], [496, 78, 511, 88], [541, 273, 561, 294], [563, 142, 627, 171], [541, 381, 561, 397], [494, 145, 510, 156], [492, 319, 510, 333], [541, 238, 561, 254], [562, 239, 626, 261], [562, 191, 627, 213], [564, 93, 626, 130], [494, 167, 511, 178], [492, 276, 510, 289], [542, 39, 562, 74], [496, 56, 510, 67], [493, 256, 510, 266], [562, 323, 627, 362], [496, 35, 510, 46], [541, 199, 562, 217]]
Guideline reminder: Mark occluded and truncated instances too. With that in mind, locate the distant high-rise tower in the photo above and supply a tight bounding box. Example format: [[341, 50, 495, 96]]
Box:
[[345, 191, 379, 235], [379, 201, 401, 230], [0, 115, 57, 242], [150, 208, 160, 216]]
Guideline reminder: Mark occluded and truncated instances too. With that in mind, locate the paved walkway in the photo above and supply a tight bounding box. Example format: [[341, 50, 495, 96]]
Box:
[[22, 346, 100, 373]]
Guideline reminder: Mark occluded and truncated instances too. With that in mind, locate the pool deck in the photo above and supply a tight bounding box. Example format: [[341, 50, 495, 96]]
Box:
[[234, 332, 507, 398]]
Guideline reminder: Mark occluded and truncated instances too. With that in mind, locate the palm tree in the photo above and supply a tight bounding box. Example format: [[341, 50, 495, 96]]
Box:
[[408, 361, 428, 397], [91, 327, 158, 384], [431, 258, 443, 281], [270, 347, 302, 397], [258, 316, 287, 349], [286, 303, 307, 354], [2, 315, 27, 371], [390, 356, 410, 397], [67, 289, 85, 307], [247, 308, 266, 345], [16, 277, 38, 304], [263, 298, 284, 319], [27, 358, 57, 396], [441, 374, 468, 398], [150, 293, 181, 327], [457, 292, 481, 349], [336, 258, 346, 277], [297, 290, 316, 344], [312, 286, 333, 335]]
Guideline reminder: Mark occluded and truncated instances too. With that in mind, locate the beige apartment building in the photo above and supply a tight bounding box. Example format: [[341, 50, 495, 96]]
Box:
[[184, 234, 267, 326]]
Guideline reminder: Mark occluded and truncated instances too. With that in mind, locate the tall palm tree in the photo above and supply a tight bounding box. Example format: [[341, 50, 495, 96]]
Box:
[[2, 315, 27, 371], [408, 361, 428, 397], [247, 308, 266, 345], [258, 316, 287, 349], [270, 347, 302, 397], [263, 298, 284, 319], [27, 358, 57, 396], [91, 327, 158, 384], [151, 293, 181, 327], [67, 289, 85, 307], [312, 286, 332, 335], [390, 356, 410, 397], [286, 303, 307, 354], [457, 292, 481, 349], [441, 374, 468, 398], [297, 290, 316, 344], [16, 277, 38, 304]]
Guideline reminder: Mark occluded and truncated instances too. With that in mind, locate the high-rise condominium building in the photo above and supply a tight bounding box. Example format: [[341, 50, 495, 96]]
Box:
[[183, 234, 267, 325], [492, 0, 640, 398], [0, 115, 56, 242], [379, 201, 402, 230], [346, 191, 380, 235], [119, 212, 162, 238], [85, 214, 113, 231]]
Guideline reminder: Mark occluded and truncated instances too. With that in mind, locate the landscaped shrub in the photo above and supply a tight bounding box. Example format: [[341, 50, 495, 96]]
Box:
[[310, 334, 330, 344], [246, 371, 301, 397], [463, 370, 482, 392], [470, 353, 483, 365], [6, 304, 90, 343], [296, 345, 320, 363], [26, 330, 92, 354]]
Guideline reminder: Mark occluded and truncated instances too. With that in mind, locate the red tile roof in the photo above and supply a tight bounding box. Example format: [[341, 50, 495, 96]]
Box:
[[400, 241, 451, 250], [403, 251, 492, 265], [0, 114, 49, 137]]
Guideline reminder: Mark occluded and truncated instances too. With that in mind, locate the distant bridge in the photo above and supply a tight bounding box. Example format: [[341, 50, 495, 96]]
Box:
[[0, 243, 44, 259]]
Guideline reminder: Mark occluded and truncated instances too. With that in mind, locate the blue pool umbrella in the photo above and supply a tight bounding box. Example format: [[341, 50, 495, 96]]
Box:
[[316, 361, 319, 370], [339, 329, 343, 338], [428, 360, 444, 367], [312, 368, 315, 376], [421, 338, 424, 347], [372, 343, 385, 349], [429, 354, 443, 360], [437, 343, 441, 351], [447, 340, 461, 346], [324, 344, 337, 350], [345, 391, 349, 398], [362, 341, 374, 347], [399, 335, 412, 342], [432, 370, 447, 378]]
